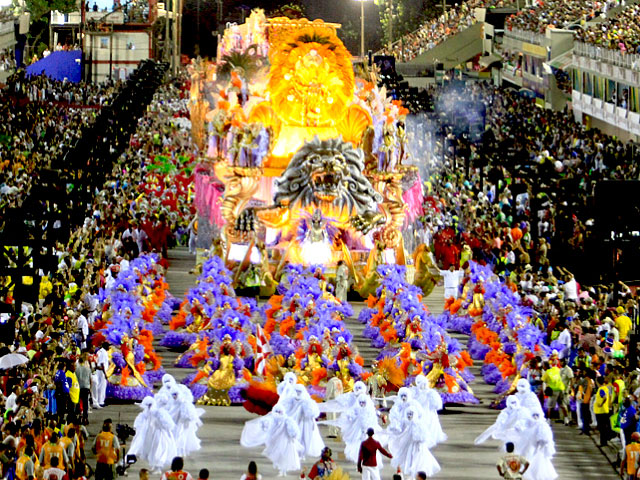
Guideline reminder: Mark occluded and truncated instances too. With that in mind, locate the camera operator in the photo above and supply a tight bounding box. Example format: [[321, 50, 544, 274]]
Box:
[[92, 420, 119, 480]]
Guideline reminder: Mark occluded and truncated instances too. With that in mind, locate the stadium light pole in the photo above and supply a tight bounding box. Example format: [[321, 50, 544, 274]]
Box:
[[354, 0, 371, 59]]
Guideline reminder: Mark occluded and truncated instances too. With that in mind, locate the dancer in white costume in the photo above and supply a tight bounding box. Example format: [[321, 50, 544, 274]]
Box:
[[389, 406, 441, 478], [388, 387, 418, 433], [523, 412, 558, 480], [240, 405, 303, 476], [128, 396, 178, 473], [475, 396, 531, 453], [300, 209, 333, 266], [322, 394, 382, 464], [156, 374, 177, 403], [319, 380, 368, 413], [277, 384, 324, 459], [514, 379, 544, 417], [277, 372, 299, 399], [411, 374, 447, 445], [173, 384, 205, 457]]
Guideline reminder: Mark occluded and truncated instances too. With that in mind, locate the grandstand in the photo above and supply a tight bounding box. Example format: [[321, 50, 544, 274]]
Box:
[[377, 0, 640, 139]]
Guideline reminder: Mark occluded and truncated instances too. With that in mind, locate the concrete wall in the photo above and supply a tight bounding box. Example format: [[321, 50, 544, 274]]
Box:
[[0, 17, 15, 51], [547, 29, 573, 59], [86, 30, 149, 82]]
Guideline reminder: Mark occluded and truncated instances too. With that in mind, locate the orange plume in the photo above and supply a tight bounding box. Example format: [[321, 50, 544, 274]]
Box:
[[311, 368, 328, 386], [120, 366, 130, 386]]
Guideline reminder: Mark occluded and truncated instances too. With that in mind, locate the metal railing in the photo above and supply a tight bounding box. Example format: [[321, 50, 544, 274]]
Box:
[[505, 28, 545, 45], [574, 41, 640, 72]]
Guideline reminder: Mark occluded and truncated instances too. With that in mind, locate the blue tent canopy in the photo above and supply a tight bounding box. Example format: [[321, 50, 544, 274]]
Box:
[[26, 50, 82, 83]]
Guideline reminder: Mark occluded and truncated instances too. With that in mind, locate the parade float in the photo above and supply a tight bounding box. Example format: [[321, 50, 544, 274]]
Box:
[[190, 10, 425, 296]]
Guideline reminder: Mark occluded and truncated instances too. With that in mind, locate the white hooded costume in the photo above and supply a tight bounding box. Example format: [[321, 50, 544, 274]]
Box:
[[173, 384, 205, 457], [276, 384, 324, 459], [276, 372, 299, 400], [389, 405, 441, 478], [475, 395, 531, 454], [156, 374, 177, 404], [128, 396, 177, 471], [514, 379, 544, 417], [411, 374, 447, 445], [523, 412, 558, 480], [241, 405, 303, 476]]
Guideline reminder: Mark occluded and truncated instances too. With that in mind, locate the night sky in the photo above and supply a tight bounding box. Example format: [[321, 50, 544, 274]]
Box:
[[181, 0, 383, 58]]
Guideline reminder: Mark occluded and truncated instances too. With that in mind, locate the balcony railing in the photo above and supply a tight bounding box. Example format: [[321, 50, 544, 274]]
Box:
[[505, 28, 545, 46], [574, 41, 640, 72]]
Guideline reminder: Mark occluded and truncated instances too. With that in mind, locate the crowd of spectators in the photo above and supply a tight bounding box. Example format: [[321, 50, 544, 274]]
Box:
[[506, 0, 625, 33], [10, 74, 120, 106], [378, 0, 513, 62], [419, 81, 637, 274], [575, 2, 640, 54], [411, 80, 639, 467], [0, 68, 194, 480], [0, 74, 120, 213], [0, 49, 16, 75]]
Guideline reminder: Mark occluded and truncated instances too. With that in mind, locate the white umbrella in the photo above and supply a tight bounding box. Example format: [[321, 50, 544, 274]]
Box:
[[0, 353, 29, 370]]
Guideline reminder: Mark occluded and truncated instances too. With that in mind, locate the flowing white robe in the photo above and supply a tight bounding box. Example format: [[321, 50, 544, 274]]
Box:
[[410, 382, 447, 446], [523, 418, 558, 480], [240, 408, 303, 475], [173, 386, 204, 457], [475, 396, 531, 454], [389, 409, 440, 478], [129, 397, 178, 470], [277, 386, 324, 459]]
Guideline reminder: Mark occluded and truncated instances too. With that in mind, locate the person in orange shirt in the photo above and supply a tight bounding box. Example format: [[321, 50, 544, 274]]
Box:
[[16, 446, 36, 480], [39, 433, 68, 470], [92, 420, 120, 480], [621, 432, 640, 479], [160, 457, 193, 480]]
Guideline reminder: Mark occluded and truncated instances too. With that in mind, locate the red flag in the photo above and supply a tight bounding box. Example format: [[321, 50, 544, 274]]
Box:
[[254, 324, 272, 376]]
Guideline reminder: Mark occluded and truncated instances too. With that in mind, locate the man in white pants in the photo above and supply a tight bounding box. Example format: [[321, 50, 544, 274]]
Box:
[[439, 264, 464, 299], [357, 428, 392, 480], [92, 343, 110, 408]]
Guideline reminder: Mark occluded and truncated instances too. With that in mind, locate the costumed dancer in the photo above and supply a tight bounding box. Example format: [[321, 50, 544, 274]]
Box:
[[335, 260, 349, 303], [474, 396, 531, 454], [173, 385, 205, 457], [277, 372, 299, 399], [128, 396, 177, 473], [411, 374, 447, 445], [523, 412, 558, 480], [157, 374, 177, 402], [388, 387, 418, 434], [277, 384, 324, 459], [514, 379, 544, 417], [389, 405, 441, 478], [298, 209, 335, 267], [321, 394, 382, 464], [240, 405, 303, 476], [323, 373, 344, 438]]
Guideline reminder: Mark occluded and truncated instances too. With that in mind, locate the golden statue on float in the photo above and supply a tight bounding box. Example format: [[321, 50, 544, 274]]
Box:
[[191, 10, 415, 296]]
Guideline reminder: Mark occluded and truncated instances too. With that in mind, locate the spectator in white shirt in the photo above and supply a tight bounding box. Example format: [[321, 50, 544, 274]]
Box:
[[556, 323, 572, 360], [439, 264, 464, 299]]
